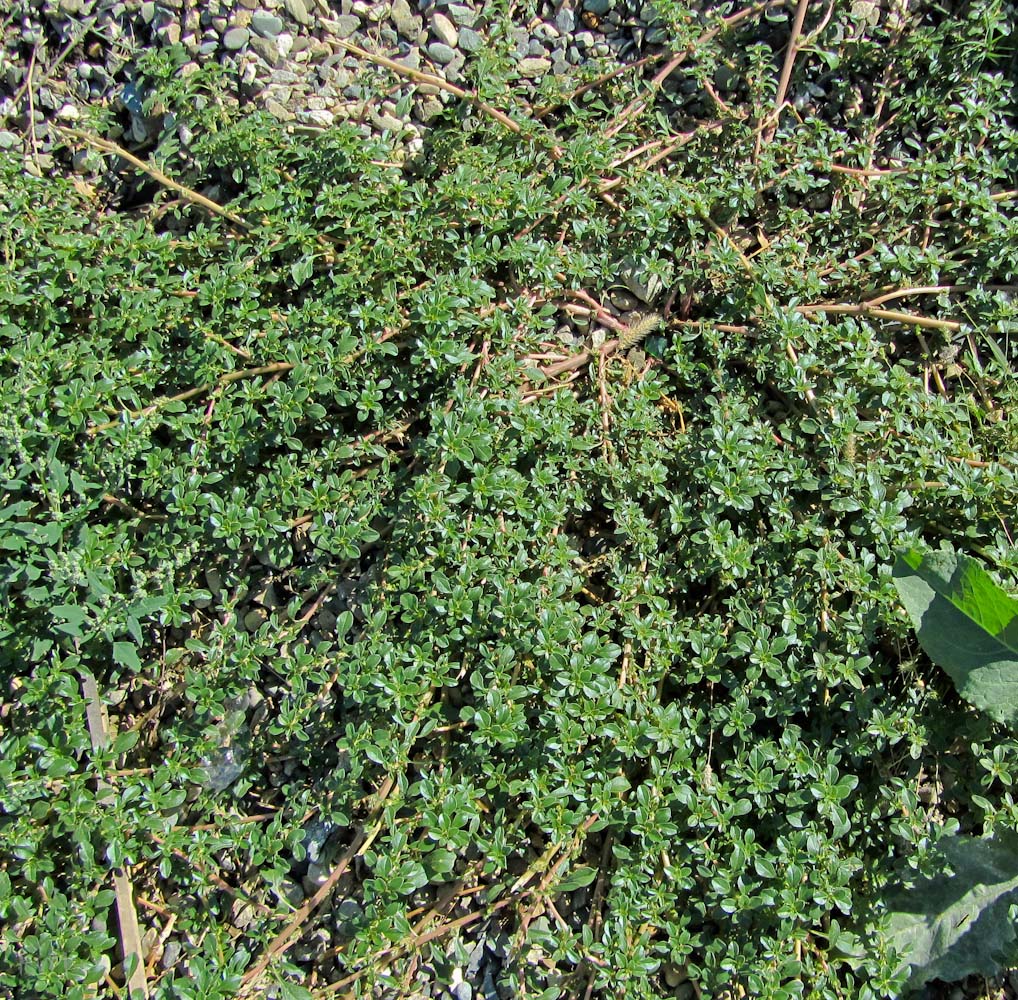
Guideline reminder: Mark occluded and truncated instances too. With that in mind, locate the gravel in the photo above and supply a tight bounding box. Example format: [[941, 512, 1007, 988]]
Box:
[[0, 0, 676, 174]]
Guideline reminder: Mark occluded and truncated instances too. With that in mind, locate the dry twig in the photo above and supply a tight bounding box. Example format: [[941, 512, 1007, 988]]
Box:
[[81, 674, 149, 1000]]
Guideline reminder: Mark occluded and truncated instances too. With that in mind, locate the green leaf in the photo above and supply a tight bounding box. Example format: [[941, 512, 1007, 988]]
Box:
[[883, 830, 1018, 989], [290, 256, 314, 286], [113, 642, 143, 672], [110, 729, 140, 756], [892, 547, 1018, 725], [275, 983, 313, 1000], [556, 865, 598, 893]]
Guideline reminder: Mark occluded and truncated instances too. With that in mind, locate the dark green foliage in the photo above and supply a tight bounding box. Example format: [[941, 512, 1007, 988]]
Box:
[[2, 3, 1018, 998]]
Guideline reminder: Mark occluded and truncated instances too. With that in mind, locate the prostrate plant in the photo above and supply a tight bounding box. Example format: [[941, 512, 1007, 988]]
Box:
[[1, 2, 1018, 999]]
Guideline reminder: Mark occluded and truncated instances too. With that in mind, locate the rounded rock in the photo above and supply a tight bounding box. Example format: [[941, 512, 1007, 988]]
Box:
[[458, 26, 483, 52], [223, 26, 250, 49], [390, 0, 423, 40], [428, 11, 458, 47], [427, 41, 457, 64], [331, 14, 361, 38], [243, 608, 268, 631], [283, 0, 311, 25], [518, 56, 551, 78], [251, 11, 284, 37]]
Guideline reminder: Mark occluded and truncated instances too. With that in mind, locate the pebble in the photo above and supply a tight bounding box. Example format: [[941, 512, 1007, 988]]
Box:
[[458, 26, 484, 53], [243, 608, 268, 631], [458, 26, 483, 53], [223, 26, 250, 50], [427, 42, 457, 65], [283, 0, 311, 26], [446, 4, 477, 27], [160, 941, 181, 971], [373, 112, 405, 132], [276, 879, 305, 907], [251, 11, 284, 37], [330, 14, 362, 38], [391, 0, 423, 40], [555, 9, 576, 32], [300, 108, 335, 128], [518, 57, 551, 78], [429, 11, 458, 47], [249, 35, 282, 66], [0, 130, 20, 150], [158, 23, 181, 45]]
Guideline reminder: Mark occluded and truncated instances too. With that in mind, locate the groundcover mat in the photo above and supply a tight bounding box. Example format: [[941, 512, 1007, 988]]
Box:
[[2, 1, 1018, 998]]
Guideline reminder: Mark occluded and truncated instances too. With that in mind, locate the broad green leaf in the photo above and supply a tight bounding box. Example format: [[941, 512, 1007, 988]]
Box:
[[892, 548, 1018, 725], [556, 865, 598, 893], [883, 831, 1018, 989], [275, 983, 313, 1000], [112, 642, 143, 672]]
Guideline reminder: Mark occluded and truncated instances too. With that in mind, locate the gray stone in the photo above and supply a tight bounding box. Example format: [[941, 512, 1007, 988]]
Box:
[[584, 0, 611, 13], [283, 0, 311, 25], [427, 42, 456, 64], [451, 984, 472, 1000], [395, 46, 421, 70], [446, 4, 476, 26], [223, 26, 250, 49], [158, 22, 181, 45], [160, 940, 181, 971], [372, 112, 404, 132], [428, 11, 457, 46], [251, 10, 284, 37], [249, 34, 281, 65], [466, 939, 486, 976], [330, 14, 361, 38], [303, 862, 330, 893], [243, 608, 267, 631], [518, 57, 550, 78], [457, 26, 483, 53], [416, 96, 444, 122], [140, 1, 157, 23], [0, 131, 20, 150], [70, 149, 98, 173], [300, 108, 335, 127], [527, 38, 548, 57], [555, 9, 576, 32], [264, 98, 294, 120], [390, 0, 422, 40], [444, 51, 466, 83], [276, 879, 305, 907]]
